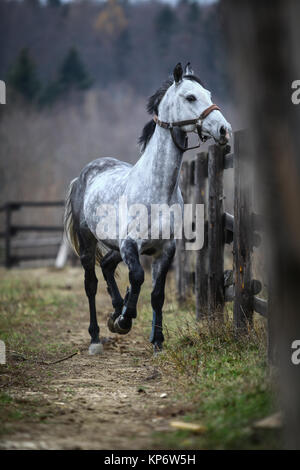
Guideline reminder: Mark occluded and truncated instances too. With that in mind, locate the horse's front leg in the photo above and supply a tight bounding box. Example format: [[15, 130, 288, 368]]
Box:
[[100, 250, 124, 333], [114, 239, 144, 334], [150, 241, 176, 352]]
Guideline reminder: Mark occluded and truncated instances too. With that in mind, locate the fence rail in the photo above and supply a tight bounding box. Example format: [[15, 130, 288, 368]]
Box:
[[175, 129, 268, 330], [0, 201, 64, 267]]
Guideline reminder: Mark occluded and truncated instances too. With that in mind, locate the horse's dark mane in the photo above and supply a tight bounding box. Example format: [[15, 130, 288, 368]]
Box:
[[138, 119, 157, 153], [146, 78, 173, 115], [138, 77, 173, 152], [139, 74, 205, 152]]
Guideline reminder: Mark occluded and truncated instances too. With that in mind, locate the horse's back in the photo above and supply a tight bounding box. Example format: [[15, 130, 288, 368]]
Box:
[[79, 157, 132, 185], [73, 157, 131, 241]]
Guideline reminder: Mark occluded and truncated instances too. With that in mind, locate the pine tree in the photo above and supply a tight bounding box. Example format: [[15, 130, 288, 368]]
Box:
[[58, 47, 92, 92], [39, 47, 93, 106], [7, 48, 40, 101]]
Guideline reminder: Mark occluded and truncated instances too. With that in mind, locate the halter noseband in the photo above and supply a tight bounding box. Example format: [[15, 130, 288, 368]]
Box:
[[153, 104, 221, 152]]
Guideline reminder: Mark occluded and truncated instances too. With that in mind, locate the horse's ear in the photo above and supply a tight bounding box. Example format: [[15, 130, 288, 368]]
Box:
[[185, 62, 194, 75], [173, 63, 183, 84]]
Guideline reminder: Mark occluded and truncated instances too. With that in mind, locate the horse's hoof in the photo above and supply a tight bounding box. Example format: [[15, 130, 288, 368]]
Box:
[[113, 315, 132, 335], [153, 343, 163, 355], [88, 343, 103, 355], [107, 313, 117, 333]]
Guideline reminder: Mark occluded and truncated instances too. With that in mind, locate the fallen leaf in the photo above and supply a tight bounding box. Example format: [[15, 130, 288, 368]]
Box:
[[253, 412, 283, 430], [170, 420, 206, 434]]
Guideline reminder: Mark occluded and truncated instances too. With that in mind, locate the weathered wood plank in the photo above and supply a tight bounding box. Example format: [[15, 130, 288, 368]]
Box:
[[11, 225, 63, 233], [7, 201, 64, 208], [182, 161, 193, 296], [10, 254, 61, 263], [223, 152, 234, 169], [5, 205, 11, 269], [207, 144, 225, 318], [175, 161, 189, 301], [233, 130, 254, 331], [226, 0, 300, 448], [252, 212, 265, 232], [11, 237, 62, 248], [195, 152, 208, 319], [267, 271, 277, 363]]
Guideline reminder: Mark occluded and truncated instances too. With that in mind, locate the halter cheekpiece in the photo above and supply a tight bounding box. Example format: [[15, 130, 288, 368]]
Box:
[[153, 104, 220, 152]]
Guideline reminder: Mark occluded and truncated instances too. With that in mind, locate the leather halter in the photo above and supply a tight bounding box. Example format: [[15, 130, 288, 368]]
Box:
[[153, 104, 220, 152]]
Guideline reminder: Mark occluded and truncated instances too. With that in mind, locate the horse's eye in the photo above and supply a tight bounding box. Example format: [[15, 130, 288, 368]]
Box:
[[186, 95, 196, 102]]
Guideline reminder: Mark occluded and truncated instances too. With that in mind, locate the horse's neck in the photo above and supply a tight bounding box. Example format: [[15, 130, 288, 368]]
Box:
[[135, 126, 184, 202]]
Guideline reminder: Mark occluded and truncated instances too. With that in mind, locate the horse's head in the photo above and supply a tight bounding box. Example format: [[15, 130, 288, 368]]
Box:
[[159, 62, 231, 146]]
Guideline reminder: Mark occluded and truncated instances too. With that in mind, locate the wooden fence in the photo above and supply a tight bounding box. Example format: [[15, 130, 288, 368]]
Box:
[[0, 201, 64, 268], [175, 129, 268, 331], [1, 132, 268, 331]]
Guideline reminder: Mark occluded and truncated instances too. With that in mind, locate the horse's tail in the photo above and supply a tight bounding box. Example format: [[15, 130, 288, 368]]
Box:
[[64, 178, 105, 265], [64, 178, 80, 259]]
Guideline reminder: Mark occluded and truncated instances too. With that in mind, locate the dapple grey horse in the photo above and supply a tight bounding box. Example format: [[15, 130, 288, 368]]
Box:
[[64, 63, 231, 354]]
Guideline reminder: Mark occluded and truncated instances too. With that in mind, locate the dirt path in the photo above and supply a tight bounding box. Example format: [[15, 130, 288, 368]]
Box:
[[0, 267, 186, 450]]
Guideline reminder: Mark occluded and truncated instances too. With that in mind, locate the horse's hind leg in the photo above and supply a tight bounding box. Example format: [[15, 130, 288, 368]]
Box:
[[114, 239, 144, 335], [150, 242, 176, 352], [100, 250, 123, 333], [78, 231, 102, 355]]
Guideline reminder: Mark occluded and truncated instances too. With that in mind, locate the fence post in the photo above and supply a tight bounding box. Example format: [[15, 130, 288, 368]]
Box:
[[175, 160, 189, 301], [195, 151, 208, 319], [5, 203, 12, 268], [267, 272, 276, 363], [233, 130, 254, 330], [207, 144, 225, 318], [185, 160, 195, 294]]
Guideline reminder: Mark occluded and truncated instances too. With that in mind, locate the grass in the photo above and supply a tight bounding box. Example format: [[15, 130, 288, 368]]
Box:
[[0, 274, 77, 359], [131, 271, 280, 449], [0, 268, 81, 436], [148, 302, 280, 449]]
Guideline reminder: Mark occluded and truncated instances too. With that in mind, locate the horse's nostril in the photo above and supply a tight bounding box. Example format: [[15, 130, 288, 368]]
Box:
[[220, 126, 226, 136]]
